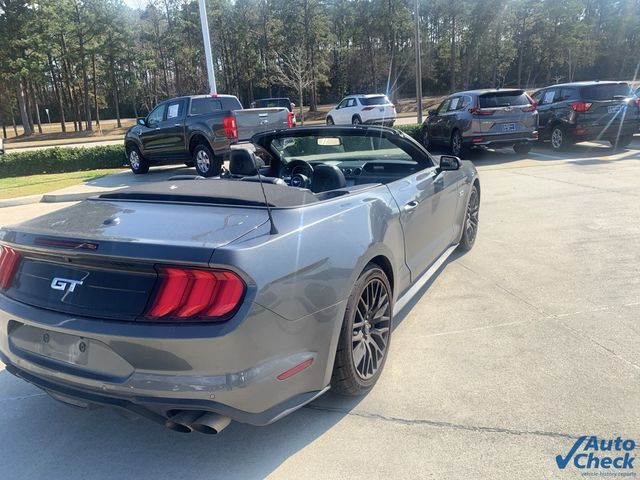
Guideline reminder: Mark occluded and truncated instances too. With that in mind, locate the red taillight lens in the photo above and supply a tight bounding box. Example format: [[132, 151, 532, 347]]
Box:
[[521, 104, 537, 112], [362, 106, 375, 111], [634, 97, 640, 108], [0, 245, 21, 290], [570, 101, 592, 112], [146, 267, 245, 322], [287, 112, 294, 128], [223, 116, 238, 140], [469, 107, 494, 116]]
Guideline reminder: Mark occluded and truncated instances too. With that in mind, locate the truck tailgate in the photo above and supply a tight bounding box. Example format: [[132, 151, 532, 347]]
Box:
[[234, 107, 290, 141]]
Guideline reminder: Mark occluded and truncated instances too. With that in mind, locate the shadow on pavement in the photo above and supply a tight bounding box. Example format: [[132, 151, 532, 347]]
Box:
[[0, 367, 364, 480]]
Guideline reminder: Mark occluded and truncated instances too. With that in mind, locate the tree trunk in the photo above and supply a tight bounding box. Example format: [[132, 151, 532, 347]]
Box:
[[450, 13, 456, 92], [75, 3, 93, 131], [48, 53, 67, 132], [299, 83, 304, 125], [31, 81, 43, 134], [16, 79, 32, 136]]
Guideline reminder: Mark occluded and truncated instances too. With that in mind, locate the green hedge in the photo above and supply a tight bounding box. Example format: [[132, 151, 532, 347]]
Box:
[[394, 124, 423, 142], [0, 145, 126, 178]]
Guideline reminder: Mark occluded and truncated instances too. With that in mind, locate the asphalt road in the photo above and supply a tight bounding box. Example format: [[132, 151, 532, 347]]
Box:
[[0, 139, 639, 479]]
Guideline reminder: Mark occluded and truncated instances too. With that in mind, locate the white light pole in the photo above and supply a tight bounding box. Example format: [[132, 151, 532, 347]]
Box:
[[414, 0, 423, 124], [198, 0, 217, 95]]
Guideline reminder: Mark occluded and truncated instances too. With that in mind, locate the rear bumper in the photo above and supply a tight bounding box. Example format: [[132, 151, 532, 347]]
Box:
[[0, 293, 341, 426], [570, 121, 640, 140], [463, 132, 538, 147]]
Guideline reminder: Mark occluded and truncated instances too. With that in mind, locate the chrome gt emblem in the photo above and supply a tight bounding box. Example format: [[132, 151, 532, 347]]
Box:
[[51, 277, 84, 293]]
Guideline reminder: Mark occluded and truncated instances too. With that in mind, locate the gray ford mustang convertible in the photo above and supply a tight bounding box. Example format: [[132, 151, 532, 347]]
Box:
[[0, 126, 479, 434]]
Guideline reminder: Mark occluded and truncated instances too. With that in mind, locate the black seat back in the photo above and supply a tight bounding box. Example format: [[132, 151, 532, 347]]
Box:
[[229, 149, 264, 176], [311, 164, 347, 193]]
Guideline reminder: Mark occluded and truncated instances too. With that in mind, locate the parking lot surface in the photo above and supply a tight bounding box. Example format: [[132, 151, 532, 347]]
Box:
[[0, 140, 638, 479]]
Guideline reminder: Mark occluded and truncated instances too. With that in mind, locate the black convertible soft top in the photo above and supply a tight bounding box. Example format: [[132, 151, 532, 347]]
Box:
[[97, 179, 319, 208]]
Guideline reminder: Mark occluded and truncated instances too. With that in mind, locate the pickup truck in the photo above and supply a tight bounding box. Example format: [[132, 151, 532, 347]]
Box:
[[124, 94, 293, 176]]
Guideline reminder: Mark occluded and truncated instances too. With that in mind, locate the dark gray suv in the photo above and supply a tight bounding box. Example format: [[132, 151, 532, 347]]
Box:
[[421, 89, 539, 156]]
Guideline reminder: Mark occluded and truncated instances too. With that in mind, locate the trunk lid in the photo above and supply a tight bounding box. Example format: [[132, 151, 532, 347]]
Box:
[[576, 84, 639, 126], [476, 90, 537, 135], [0, 198, 268, 320]]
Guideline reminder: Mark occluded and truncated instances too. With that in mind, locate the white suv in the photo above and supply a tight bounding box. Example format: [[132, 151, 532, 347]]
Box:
[[326, 94, 396, 126]]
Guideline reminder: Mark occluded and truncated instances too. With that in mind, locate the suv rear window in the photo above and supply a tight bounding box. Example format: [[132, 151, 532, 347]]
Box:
[[359, 96, 390, 106], [479, 91, 529, 108], [579, 83, 631, 100], [190, 96, 242, 115]]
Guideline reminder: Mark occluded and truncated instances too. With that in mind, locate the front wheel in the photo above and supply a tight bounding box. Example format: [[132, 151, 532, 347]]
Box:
[[326, 116, 334, 126], [193, 143, 221, 177], [331, 264, 393, 396], [458, 184, 480, 252], [422, 126, 431, 150], [127, 145, 149, 174]]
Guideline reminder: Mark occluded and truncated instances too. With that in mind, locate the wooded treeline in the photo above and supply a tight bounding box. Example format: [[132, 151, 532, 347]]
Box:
[[1, 0, 639, 136]]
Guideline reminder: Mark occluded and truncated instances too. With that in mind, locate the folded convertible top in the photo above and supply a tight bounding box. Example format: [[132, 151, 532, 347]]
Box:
[[97, 179, 319, 208]]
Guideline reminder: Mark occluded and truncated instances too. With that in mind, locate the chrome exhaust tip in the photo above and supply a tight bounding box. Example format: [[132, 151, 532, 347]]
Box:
[[164, 410, 204, 433], [191, 412, 232, 435]]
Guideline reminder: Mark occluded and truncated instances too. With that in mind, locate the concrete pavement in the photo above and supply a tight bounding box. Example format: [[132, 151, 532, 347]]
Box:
[[0, 141, 639, 479]]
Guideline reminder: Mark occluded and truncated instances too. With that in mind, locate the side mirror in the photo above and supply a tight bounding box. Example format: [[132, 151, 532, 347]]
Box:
[[137, 118, 146, 126], [439, 155, 460, 171], [428, 109, 437, 117]]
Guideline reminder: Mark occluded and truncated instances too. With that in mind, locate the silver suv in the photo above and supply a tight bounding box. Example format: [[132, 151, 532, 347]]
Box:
[[421, 89, 539, 156]]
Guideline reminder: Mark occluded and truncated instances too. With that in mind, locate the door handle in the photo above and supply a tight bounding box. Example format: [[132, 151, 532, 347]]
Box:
[[154, 127, 160, 131], [173, 124, 181, 127], [403, 200, 420, 212]]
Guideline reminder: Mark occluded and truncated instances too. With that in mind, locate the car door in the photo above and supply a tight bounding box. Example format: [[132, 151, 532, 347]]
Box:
[[386, 144, 463, 279], [429, 98, 451, 141], [139, 103, 168, 157], [333, 98, 349, 124], [342, 98, 358, 124], [535, 88, 557, 134], [154, 99, 187, 158]]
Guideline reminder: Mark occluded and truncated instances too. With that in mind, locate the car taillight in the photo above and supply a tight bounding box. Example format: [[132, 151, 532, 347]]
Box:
[[634, 97, 640, 108], [521, 104, 537, 112], [570, 101, 592, 112], [287, 112, 294, 128], [469, 107, 494, 116], [0, 245, 21, 290], [146, 267, 245, 322], [223, 116, 238, 140], [362, 106, 375, 111], [389, 103, 395, 109]]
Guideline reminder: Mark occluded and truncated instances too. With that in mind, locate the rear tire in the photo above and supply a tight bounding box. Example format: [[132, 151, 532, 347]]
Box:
[[550, 125, 569, 151], [458, 184, 480, 252], [127, 145, 149, 174], [450, 130, 465, 157], [193, 143, 221, 177], [331, 263, 393, 396], [352, 115, 362, 125], [610, 135, 632, 149], [513, 142, 532, 155]]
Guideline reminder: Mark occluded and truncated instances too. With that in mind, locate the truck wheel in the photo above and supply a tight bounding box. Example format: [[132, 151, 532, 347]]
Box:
[[457, 183, 480, 252], [193, 143, 221, 177], [610, 135, 632, 149], [331, 263, 393, 396], [513, 142, 532, 155], [127, 145, 149, 174]]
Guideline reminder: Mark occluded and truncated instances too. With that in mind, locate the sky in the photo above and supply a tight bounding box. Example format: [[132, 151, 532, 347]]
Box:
[[123, 0, 149, 9]]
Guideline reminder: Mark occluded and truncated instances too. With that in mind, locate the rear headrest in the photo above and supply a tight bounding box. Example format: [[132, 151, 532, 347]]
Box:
[[229, 149, 264, 176]]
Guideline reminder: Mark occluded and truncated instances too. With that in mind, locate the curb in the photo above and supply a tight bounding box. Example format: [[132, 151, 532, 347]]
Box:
[[0, 194, 44, 208], [0, 191, 111, 208]]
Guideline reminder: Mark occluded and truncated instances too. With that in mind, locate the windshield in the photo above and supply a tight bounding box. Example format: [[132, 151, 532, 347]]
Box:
[[479, 91, 529, 108], [359, 96, 391, 106], [580, 83, 631, 100], [271, 135, 414, 164]]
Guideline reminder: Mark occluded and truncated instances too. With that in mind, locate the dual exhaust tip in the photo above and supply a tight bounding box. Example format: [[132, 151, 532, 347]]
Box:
[[165, 410, 231, 434]]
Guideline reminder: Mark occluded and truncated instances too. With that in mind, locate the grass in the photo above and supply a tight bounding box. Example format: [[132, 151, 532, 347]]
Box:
[[0, 169, 122, 200]]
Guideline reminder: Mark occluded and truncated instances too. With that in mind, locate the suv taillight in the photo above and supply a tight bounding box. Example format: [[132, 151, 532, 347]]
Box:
[[469, 107, 494, 116], [287, 112, 294, 128], [362, 106, 375, 111], [145, 267, 245, 322], [223, 116, 238, 140], [570, 101, 592, 112], [0, 245, 21, 290], [634, 97, 640, 108]]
